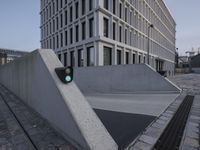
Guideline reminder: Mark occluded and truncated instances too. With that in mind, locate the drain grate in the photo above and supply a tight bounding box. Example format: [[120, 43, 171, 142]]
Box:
[[153, 95, 194, 150]]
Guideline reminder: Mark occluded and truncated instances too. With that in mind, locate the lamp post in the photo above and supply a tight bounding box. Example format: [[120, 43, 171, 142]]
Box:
[[147, 24, 154, 65]]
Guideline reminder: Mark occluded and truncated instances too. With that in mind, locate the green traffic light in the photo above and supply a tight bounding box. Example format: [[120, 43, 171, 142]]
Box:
[[65, 75, 72, 82]]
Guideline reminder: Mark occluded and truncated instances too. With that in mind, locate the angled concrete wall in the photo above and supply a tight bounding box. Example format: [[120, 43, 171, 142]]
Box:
[[74, 64, 180, 94], [0, 49, 117, 150]]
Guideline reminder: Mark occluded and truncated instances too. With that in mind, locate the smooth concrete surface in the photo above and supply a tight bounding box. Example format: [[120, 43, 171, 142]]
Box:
[[74, 64, 180, 94], [86, 93, 179, 117], [0, 49, 117, 150]]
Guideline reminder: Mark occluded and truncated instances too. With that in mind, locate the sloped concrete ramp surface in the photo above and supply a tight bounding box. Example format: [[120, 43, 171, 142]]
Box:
[[74, 65, 181, 149], [0, 49, 117, 150]]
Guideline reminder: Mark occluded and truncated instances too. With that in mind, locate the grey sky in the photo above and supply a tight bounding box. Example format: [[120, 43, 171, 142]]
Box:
[[165, 0, 200, 55]]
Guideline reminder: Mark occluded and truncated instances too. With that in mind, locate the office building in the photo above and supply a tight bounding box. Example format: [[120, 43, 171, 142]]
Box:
[[40, 0, 176, 75]]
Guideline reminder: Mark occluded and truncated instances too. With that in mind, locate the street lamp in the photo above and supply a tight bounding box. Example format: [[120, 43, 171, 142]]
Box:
[[147, 24, 154, 65]]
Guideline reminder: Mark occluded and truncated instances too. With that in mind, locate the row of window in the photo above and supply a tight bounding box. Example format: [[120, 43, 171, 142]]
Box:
[[103, 17, 175, 55], [41, 0, 93, 26], [103, 0, 175, 45], [42, 17, 94, 49]]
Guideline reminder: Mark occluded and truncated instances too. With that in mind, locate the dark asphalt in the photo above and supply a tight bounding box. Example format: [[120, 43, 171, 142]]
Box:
[[94, 109, 155, 149]]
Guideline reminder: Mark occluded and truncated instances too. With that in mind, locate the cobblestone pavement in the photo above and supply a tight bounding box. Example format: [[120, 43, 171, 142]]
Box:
[[0, 84, 76, 150]]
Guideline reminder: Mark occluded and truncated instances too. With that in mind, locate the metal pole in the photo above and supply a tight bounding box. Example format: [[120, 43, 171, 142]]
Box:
[[147, 24, 153, 65]]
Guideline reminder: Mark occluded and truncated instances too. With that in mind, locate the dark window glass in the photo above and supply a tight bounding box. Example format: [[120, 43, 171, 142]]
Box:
[[125, 7, 127, 21], [82, 21, 86, 40], [125, 29, 127, 44], [119, 3, 122, 18], [89, 0, 93, 10], [60, 13, 63, 28], [113, 0, 116, 14], [75, 25, 79, 42], [104, 0, 109, 10], [56, 35, 59, 48], [64, 52, 67, 66], [113, 22, 116, 40], [89, 18, 94, 37], [58, 54, 61, 60], [60, 0, 63, 8], [144, 56, 146, 63], [70, 51, 75, 67], [103, 18, 109, 37], [70, 6, 73, 22], [56, 17, 59, 30], [139, 55, 141, 64], [104, 47, 112, 65], [75, 2, 79, 18], [65, 10, 68, 25], [78, 49, 84, 67], [70, 28, 73, 44], [56, 0, 58, 11], [133, 53, 135, 64], [125, 52, 129, 64], [82, 0, 85, 15], [65, 30, 68, 46], [60, 32, 63, 47], [87, 47, 95, 66], [117, 50, 121, 65], [119, 26, 122, 42], [53, 37, 55, 49]]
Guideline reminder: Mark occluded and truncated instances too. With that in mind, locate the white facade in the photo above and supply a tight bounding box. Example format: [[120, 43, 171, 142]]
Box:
[[40, 0, 176, 76]]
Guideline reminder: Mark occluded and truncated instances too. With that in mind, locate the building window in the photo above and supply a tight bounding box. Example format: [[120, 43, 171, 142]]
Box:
[[139, 55, 141, 64], [104, 0, 109, 10], [58, 53, 61, 61], [125, 29, 127, 44], [70, 51, 75, 67], [87, 47, 95, 66], [82, 21, 86, 40], [89, 18, 94, 37], [113, 0, 116, 14], [65, 10, 68, 25], [117, 50, 121, 65], [53, 37, 55, 49], [89, 0, 93, 11], [56, 0, 58, 11], [78, 49, 84, 67], [113, 22, 116, 40], [133, 53, 135, 64], [60, 32, 63, 47], [53, 19, 55, 32], [64, 52, 67, 66], [125, 52, 129, 64], [70, 28, 73, 44], [144, 56, 146, 63], [103, 18, 109, 37], [75, 2, 79, 18], [119, 3, 122, 18], [56, 35, 59, 48], [119, 26, 122, 42], [65, 30, 68, 46], [125, 7, 128, 22], [56, 16, 59, 30], [70, 6, 73, 22], [104, 47, 112, 65], [75, 25, 79, 42], [60, 0, 63, 8], [82, 0, 85, 15]]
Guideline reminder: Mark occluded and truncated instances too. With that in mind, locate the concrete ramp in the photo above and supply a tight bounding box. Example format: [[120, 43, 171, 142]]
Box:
[[0, 49, 117, 150], [74, 64, 180, 94]]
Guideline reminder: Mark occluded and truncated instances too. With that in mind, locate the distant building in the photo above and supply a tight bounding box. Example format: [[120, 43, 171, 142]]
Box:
[[0, 48, 29, 65], [191, 54, 200, 68], [178, 56, 189, 68], [40, 0, 176, 76]]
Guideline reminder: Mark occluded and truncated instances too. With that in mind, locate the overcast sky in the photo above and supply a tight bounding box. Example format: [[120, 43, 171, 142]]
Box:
[[0, 0, 199, 55]]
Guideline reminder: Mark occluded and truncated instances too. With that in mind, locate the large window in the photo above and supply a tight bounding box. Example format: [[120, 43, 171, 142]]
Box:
[[70, 6, 73, 22], [125, 52, 129, 64], [113, 22, 116, 40], [104, 47, 112, 65], [133, 53, 135, 64], [58, 53, 61, 61], [65, 30, 68, 46], [125, 7, 128, 22], [75, 2, 79, 19], [103, 18, 109, 37], [89, 0, 93, 11], [87, 47, 95, 66], [82, 0, 85, 15], [60, 13, 63, 28], [65, 10, 68, 25], [119, 3, 122, 18], [113, 0, 116, 14], [78, 49, 84, 67], [104, 0, 109, 10], [89, 18, 94, 37], [75, 25, 79, 42], [70, 28, 73, 44], [125, 29, 127, 44], [138, 55, 141, 64], [117, 50, 121, 65], [82, 21, 86, 40], [60, 32, 63, 47], [119, 26, 122, 42], [64, 52, 67, 66], [70, 51, 75, 67]]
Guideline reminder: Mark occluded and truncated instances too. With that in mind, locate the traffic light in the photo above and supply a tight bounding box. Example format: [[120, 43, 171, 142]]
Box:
[[55, 67, 73, 84]]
